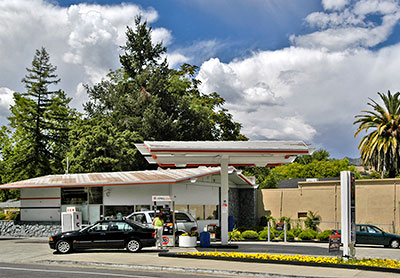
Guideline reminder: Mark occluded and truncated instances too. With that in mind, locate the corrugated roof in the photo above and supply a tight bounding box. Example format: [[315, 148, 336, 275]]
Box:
[[0, 167, 255, 190]]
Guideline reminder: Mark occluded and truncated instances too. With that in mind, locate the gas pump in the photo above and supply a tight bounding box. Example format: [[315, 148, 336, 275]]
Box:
[[152, 196, 176, 247]]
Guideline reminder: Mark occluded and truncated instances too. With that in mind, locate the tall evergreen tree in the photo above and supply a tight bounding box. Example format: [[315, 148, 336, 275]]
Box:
[[4, 48, 75, 182], [84, 17, 244, 141]]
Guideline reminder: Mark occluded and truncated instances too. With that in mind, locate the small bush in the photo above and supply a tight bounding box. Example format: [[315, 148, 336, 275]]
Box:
[[317, 230, 332, 241], [241, 230, 259, 240], [229, 229, 242, 241], [278, 230, 295, 240], [298, 229, 318, 240], [291, 228, 303, 237], [0, 213, 6, 220], [258, 229, 275, 240]]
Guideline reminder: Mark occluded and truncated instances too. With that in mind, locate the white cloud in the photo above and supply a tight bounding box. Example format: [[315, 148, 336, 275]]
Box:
[[198, 45, 400, 157], [322, 0, 350, 10], [0, 0, 160, 114], [291, 0, 400, 51], [0, 88, 14, 118]]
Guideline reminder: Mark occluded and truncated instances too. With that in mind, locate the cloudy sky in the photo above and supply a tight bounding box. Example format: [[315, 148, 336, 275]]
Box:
[[1, 0, 400, 159]]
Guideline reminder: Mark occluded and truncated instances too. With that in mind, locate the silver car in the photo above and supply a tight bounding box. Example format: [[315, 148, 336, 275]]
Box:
[[126, 210, 198, 235]]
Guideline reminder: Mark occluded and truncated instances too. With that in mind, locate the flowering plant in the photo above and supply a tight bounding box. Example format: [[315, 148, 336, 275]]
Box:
[[177, 251, 400, 269], [181, 232, 197, 237]]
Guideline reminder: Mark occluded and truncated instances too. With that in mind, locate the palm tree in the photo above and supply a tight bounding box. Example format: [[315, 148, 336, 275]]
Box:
[[354, 91, 400, 178], [304, 211, 321, 231]]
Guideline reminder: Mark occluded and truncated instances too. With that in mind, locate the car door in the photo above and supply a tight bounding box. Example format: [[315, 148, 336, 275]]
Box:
[[175, 212, 192, 233], [86, 222, 109, 248], [365, 225, 387, 245], [105, 221, 131, 248], [356, 225, 369, 244]]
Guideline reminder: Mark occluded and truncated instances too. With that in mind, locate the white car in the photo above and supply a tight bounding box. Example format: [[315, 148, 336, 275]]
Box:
[[126, 210, 198, 235]]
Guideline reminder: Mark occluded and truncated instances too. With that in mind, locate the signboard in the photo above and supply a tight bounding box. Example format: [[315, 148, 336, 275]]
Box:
[[328, 231, 341, 252], [152, 196, 172, 202], [275, 222, 284, 231]]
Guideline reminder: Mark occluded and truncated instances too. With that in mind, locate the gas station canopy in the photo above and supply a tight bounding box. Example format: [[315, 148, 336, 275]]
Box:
[[135, 141, 314, 167], [135, 140, 314, 245]]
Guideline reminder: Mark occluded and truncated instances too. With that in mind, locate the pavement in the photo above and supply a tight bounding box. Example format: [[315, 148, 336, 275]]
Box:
[[0, 237, 399, 277]]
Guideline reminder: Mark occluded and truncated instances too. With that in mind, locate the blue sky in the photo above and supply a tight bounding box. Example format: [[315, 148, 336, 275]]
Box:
[[1, 0, 400, 159]]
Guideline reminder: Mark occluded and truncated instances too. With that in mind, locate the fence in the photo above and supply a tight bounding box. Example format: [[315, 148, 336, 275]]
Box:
[[269, 219, 397, 234]]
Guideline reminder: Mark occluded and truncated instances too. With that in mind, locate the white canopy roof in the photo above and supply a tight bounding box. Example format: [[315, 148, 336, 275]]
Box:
[[135, 141, 314, 167]]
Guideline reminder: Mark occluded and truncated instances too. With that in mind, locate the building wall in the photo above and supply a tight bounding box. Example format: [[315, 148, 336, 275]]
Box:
[[20, 188, 61, 222], [104, 182, 220, 206], [260, 179, 400, 233]]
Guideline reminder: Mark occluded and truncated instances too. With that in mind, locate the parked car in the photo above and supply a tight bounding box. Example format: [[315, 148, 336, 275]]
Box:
[[356, 224, 400, 248], [334, 224, 400, 248], [49, 219, 156, 254], [126, 210, 198, 235]]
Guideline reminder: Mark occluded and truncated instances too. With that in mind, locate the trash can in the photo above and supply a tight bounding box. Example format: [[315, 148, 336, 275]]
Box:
[[200, 232, 211, 247], [228, 216, 234, 232]]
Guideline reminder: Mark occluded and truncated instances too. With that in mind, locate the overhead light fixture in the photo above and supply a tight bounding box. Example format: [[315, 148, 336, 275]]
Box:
[[190, 178, 197, 183]]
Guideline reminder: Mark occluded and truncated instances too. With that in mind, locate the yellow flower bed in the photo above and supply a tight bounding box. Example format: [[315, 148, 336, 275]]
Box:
[[178, 251, 400, 269]]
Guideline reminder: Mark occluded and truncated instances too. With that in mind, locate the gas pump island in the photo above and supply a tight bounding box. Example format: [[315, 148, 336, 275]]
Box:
[[135, 141, 314, 245], [152, 195, 176, 247]]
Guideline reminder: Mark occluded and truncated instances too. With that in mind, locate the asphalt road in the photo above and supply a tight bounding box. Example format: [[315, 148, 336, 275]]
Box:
[[0, 262, 225, 278]]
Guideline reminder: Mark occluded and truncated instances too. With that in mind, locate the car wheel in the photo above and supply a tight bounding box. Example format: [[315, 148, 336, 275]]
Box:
[[126, 239, 142, 252], [56, 240, 72, 254], [390, 239, 400, 248]]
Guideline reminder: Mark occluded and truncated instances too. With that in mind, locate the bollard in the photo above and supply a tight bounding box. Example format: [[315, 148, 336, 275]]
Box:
[[284, 221, 287, 242], [267, 222, 270, 242]]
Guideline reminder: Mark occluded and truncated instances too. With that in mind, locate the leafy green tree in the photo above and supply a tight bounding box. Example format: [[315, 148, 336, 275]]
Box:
[[80, 17, 245, 171], [294, 149, 330, 165], [85, 17, 245, 142], [354, 91, 400, 178], [66, 117, 145, 173], [4, 48, 75, 183], [257, 158, 358, 189]]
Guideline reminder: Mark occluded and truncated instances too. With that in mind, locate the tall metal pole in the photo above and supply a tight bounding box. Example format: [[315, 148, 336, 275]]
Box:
[[220, 156, 229, 245]]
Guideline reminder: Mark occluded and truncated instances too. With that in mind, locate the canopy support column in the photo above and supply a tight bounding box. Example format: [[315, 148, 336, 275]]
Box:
[[220, 156, 229, 245]]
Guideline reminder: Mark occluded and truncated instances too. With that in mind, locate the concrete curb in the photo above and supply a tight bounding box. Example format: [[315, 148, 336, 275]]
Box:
[[38, 259, 317, 278]]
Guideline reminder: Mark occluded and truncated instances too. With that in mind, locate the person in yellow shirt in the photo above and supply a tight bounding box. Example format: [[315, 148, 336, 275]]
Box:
[[152, 212, 164, 249]]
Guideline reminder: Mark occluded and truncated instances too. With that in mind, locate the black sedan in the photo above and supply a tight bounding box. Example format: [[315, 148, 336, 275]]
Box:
[[49, 219, 156, 254]]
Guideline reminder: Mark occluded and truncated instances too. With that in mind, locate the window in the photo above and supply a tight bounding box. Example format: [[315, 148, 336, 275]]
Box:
[[131, 213, 148, 224], [89, 222, 108, 232], [298, 212, 307, 218], [136, 205, 150, 212], [175, 213, 191, 222], [61, 187, 87, 205], [104, 206, 134, 219], [367, 226, 381, 234], [88, 187, 103, 204], [61, 187, 103, 205], [189, 205, 204, 220], [205, 205, 218, 220], [110, 222, 133, 231]]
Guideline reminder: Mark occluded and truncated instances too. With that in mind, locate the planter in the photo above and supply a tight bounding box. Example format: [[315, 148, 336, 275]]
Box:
[[178, 236, 197, 247]]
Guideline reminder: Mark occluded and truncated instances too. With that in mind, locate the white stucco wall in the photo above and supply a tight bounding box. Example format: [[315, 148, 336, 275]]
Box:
[[20, 188, 61, 222], [103, 182, 219, 206]]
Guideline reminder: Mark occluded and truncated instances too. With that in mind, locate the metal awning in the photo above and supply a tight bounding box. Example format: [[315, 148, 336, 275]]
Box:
[[135, 140, 313, 245], [135, 141, 314, 167]]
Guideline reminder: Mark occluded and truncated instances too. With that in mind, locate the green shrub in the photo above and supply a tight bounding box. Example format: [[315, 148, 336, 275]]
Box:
[[279, 216, 291, 230], [229, 229, 242, 241], [0, 213, 5, 220], [241, 230, 259, 240], [298, 229, 318, 240], [317, 230, 332, 241], [258, 229, 276, 240], [291, 228, 303, 237], [278, 230, 295, 240]]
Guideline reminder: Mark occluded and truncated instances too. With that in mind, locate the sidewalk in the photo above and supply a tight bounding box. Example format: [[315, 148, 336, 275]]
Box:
[[1, 238, 399, 277]]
